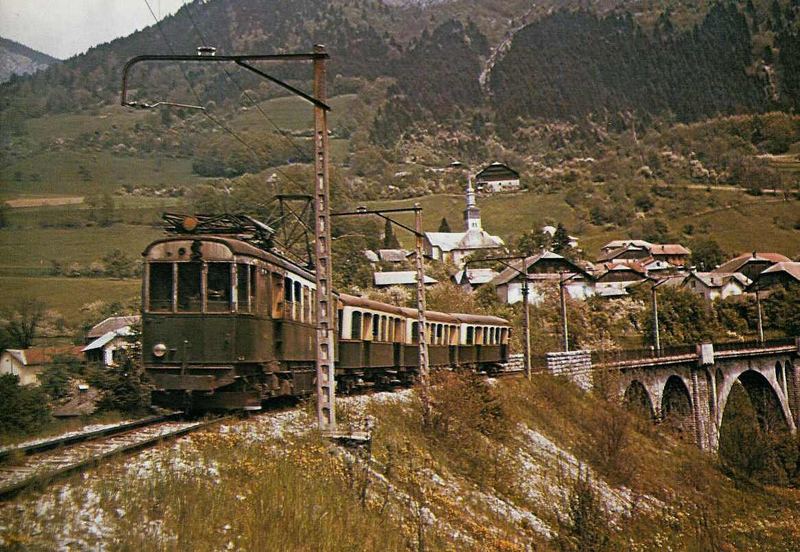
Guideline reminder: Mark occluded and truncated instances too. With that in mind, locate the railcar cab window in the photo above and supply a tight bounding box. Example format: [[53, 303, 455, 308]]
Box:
[[177, 262, 202, 312], [207, 263, 232, 312], [149, 263, 173, 312]]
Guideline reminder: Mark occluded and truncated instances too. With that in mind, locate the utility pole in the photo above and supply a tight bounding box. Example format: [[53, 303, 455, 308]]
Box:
[[755, 285, 765, 344], [521, 279, 532, 380], [414, 204, 431, 423], [312, 45, 336, 432], [560, 272, 569, 352], [651, 285, 660, 355]]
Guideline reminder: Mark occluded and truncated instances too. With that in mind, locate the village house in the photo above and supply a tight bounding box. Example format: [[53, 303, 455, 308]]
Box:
[[424, 179, 504, 267], [748, 261, 800, 291], [451, 268, 499, 292], [592, 262, 649, 296], [82, 315, 139, 366], [373, 271, 437, 288], [597, 241, 690, 268], [599, 239, 653, 255], [0, 345, 83, 386], [474, 162, 521, 193], [491, 251, 594, 305], [683, 271, 751, 301], [713, 252, 791, 281], [649, 244, 691, 267]]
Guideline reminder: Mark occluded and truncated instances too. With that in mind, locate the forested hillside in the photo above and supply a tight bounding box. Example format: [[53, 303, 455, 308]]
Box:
[[490, 5, 765, 125]]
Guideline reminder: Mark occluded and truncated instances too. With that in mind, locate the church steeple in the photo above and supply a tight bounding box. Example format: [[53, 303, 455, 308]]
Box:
[[464, 177, 482, 231]]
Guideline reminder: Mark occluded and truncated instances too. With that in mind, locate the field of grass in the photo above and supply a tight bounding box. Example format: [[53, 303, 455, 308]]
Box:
[[24, 106, 153, 143], [369, 190, 800, 258], [0, 276, 140, 316], [0, 151, 201, 199], [0, 225, 162, 275]]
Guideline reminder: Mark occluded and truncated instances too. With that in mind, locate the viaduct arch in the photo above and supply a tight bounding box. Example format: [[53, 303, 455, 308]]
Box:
[[546, 341, 799, 451]]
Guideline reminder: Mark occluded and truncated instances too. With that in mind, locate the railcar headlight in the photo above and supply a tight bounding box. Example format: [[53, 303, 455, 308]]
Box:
[[153, 343, 168, 358]]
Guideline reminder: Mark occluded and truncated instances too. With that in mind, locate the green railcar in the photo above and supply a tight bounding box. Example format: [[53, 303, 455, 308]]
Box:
[[142, 229, 511, 411]]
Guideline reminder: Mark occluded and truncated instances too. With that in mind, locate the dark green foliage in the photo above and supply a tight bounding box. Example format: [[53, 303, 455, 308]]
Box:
[[39, 355, 83, 401], [552, 223, 572, 254], [372, 19, 488, 144], [437, 217, 451, 233], [690, 238, 727, 270], [86, 332, 149, 414], [0, 374, 51, 436], [515, 228, 549, 256], [382, 218, 400, 249], [639, 287, 719, 346], [332, 234, 374, 291], [719, 382, 800, 485], [763, 283, 800, 336], [491, 6, 765, 127]]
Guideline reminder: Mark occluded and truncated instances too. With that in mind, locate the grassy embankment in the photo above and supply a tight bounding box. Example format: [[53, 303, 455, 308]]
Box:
[[2, 375, 799, 550]]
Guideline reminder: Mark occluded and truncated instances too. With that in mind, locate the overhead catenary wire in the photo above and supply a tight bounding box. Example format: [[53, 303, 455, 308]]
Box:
[[183, 0, 312, 165], [142, 0, 307, 197]]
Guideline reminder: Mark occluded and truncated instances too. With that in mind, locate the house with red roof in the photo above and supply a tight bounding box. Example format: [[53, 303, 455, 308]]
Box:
[[713, 252, 791, 281], [0, 345, 83, 386]]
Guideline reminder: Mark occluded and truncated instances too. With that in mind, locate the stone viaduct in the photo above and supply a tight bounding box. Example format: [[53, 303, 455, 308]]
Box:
[[544, 338, 800, 451]]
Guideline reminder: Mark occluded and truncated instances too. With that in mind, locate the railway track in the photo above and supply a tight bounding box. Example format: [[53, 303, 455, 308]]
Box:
[[0, 415, 230, 501]]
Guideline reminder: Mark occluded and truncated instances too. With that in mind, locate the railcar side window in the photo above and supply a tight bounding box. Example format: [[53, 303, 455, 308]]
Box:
[[177, 262, 202, 312], [411, 322, 419, 344], [237, 263, 249, 312], [149, 263, 173, 312], [466, 326, 474, 345], [249, 265, 257, 308]]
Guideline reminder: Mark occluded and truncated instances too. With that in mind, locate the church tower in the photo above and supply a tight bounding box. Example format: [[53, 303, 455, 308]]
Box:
[[464, 177, 482, 231]]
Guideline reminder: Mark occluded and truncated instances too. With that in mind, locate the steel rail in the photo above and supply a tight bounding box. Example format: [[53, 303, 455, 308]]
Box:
[[0, 416, 232, 501], [0, 413, 182, 462]]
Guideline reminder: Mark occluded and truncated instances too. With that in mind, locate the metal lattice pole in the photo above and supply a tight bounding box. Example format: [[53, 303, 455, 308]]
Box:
[[414, 204, 431, 425], [560, 273, 569, 352], [522, 279, 531, 379], [313, 45, 336, 432]]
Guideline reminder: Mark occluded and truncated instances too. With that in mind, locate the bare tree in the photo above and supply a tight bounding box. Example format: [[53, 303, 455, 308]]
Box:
[[3, 299, 45, 348]]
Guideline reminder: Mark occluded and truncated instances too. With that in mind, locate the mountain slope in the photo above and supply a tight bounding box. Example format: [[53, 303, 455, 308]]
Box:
[[0, 37, 57, 83]]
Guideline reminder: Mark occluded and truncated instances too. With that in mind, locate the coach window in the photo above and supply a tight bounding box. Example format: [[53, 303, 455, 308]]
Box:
[[149, 263, 173, 312], [351, 311, 362, 340], [466, 326, 474, 345], [236, 263, 250, 313], [294, 281, 302, 321], [303, 287, 311, 323], [177, 262, 202, 312], [284, 277, 294, 319], [411, 322, 419, 344], [436, 324, 443, 345], [394, 318, 403, 342], [372, 315, 380, 341]]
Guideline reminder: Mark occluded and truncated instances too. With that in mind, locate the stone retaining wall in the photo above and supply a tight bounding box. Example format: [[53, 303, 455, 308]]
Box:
[[545, 350, 592, 390]]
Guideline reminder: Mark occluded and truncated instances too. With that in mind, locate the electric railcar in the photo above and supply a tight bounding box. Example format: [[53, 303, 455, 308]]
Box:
[[141, 228, 511, 410]]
